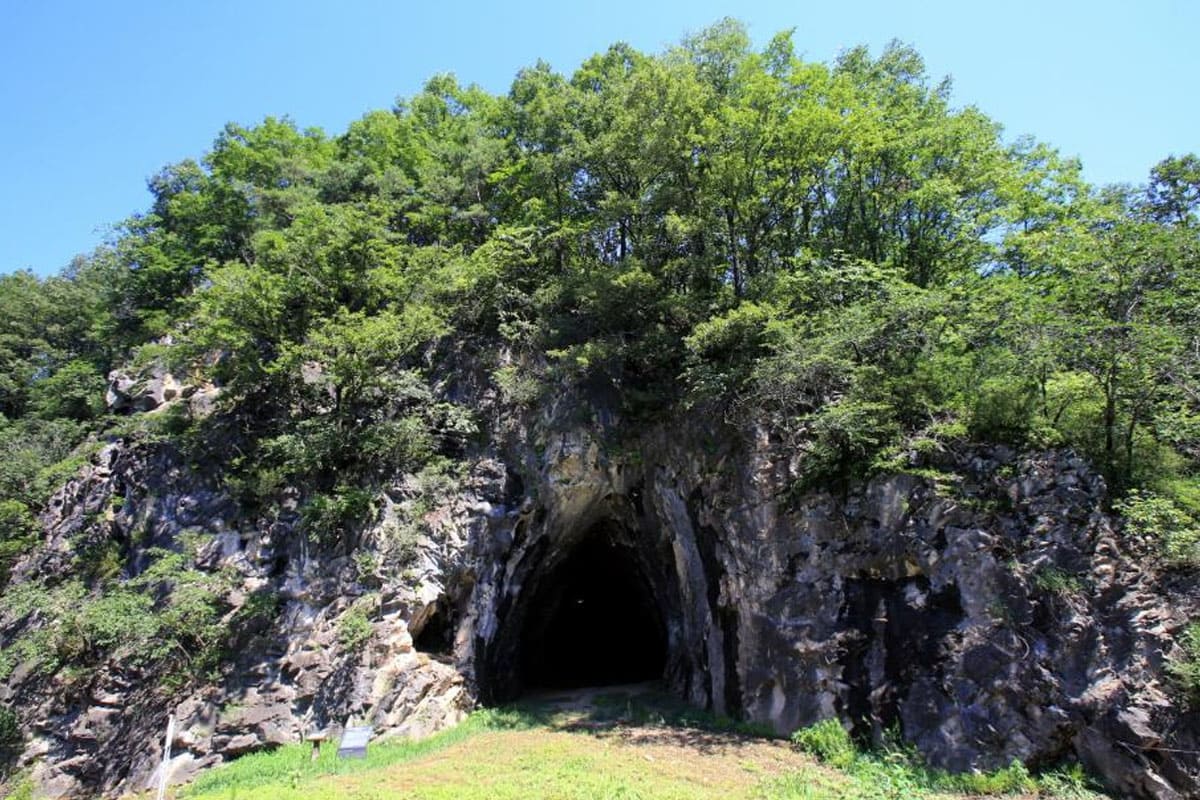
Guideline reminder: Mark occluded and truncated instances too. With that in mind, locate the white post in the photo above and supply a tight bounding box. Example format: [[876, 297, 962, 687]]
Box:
[[155, 715, 176, 800]]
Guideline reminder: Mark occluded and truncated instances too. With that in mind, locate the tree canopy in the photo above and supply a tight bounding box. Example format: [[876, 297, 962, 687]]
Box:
[[3, 19, 1198, 559]]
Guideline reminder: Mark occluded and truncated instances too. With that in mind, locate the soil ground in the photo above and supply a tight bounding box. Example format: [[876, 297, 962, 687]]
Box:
[[175, 683, 1101, 800]]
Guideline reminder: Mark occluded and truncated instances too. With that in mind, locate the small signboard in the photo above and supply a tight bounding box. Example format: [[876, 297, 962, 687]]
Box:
[[337, 726, 373, 759]]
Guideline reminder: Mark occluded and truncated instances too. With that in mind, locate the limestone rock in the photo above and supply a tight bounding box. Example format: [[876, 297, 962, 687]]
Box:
[[2, 419, 1198, 800]]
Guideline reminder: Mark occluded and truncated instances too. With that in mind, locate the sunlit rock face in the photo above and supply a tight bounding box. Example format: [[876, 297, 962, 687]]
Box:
[[450, 422, 1197, 800], [4, 406, 1198, 800]]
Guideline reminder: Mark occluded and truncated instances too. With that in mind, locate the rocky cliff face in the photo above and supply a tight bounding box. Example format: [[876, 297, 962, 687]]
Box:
[[2, 403, 1198, 799]]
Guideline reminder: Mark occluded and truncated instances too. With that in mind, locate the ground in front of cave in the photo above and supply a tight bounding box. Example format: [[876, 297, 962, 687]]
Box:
[[173, 683, 1104, 800]]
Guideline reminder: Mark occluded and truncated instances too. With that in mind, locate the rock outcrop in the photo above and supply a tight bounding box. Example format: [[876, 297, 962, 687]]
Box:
[[2, 408, 1198, 799]]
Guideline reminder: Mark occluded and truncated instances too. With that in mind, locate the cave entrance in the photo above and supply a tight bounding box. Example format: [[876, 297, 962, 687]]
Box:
[[517, 533, 667, 691]]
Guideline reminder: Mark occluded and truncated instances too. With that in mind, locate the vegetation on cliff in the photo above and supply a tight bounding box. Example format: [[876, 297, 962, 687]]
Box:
[[0, 19, 1198, 784], [5, 21, 1198, 554]]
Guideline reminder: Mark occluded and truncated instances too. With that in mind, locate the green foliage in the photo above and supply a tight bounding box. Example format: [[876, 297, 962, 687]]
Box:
[[0, 418, 91, 508], [683, 302, 777, 399], [1115, 490, 1200, 567], [1, 774, 34, 800], [1, 19, 1188, 521], [75, 538, 124, 585], [0, 545, 230, 687], [0, 265, 113, 419], [967, 376, 1039, 445], [1032, 565, 1084, 597], [788, 719, 1090, 798], [78, 590, 157, 651], [0, 25, 1197, 734], [0, 23, 1193, 516], [301, 487, 375, 546], [337, 602, 374, 651], [493, 364, 543, 406], [799, 400, 900, 491], [1038, 763, 1107, 799], [232, 588, 282, 634], [28, 360, 106, 421], [791, 718, 856, 769], [180, 708, 531, 798], [1167, 623, 1200, 706], [0, 706, 20, 754], [0, 500, 36, 587], [352, 550, 380, 584], [131, 548, 231, 671]]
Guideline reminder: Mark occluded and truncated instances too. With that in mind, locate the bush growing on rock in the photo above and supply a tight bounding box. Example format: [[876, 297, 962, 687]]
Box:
[[0, 500, 36, 587], [1168, 623, 1200, 705], [0, 706, 20, 756], [1116, 490, 1200, 567], [338, 602, 375, 651], [0, 18, 1197, 800]]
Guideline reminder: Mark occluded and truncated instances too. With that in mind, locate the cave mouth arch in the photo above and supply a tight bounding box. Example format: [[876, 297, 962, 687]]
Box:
[[512, 527, 668, 693]]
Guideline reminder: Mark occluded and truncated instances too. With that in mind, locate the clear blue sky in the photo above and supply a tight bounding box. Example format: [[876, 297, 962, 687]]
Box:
[[2, 0, 1196, 277]]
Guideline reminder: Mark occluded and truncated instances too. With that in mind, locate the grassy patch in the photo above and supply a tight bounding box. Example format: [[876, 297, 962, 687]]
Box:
[[787, 719, 1106, 799], [1031, 565, 1084, 597], [181, 713, 794, 800], [176, 696, 1110, 800], [180, 708, 534, 798], [516, 685, 778, 738]]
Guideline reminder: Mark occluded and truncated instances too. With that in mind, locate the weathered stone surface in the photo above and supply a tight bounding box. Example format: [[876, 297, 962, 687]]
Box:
[[107, 367, 183, 413], [458, 427, 1199, 800], [1, 411, 1197, 799]]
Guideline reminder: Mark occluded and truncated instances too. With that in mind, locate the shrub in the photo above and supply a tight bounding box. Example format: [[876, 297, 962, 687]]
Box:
[[967, 376, 1038, 445], [352, 550, 380, 584], [0, 706, 20, 754], [80, 590, 158, 652], [75, 539, 124, 585], [338, 603, 374, 651], [0, 417, 88, 507], [0, 500, 37, 586], [791, 718, 856, 769], [1167, 623, 1200, 706], [29, 360, 106, 421], [494, 365, 543, 406], [301, 487, 375, 547], [683, 301, 775, 399], [797, 399, 900, 491], [1116, 490, 1200, 567], [2, 773, 34, 800], [1032, 565, 1083, 597], [233, 588, 281, 630]]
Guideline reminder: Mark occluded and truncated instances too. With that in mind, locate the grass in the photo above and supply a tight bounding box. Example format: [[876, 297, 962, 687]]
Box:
[[786, 719, 1107, 800], [519, 684, 777, 738], [168, 688, 1110, 800], [179, 708, 534, 798]]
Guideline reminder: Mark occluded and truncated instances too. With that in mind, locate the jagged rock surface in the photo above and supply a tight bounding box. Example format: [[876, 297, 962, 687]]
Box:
[[2, 412, 1198, 799]]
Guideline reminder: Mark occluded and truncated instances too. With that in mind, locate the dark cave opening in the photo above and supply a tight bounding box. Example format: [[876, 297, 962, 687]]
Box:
[[413, 602, 456, 659], [517, 534, 667, 691]]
